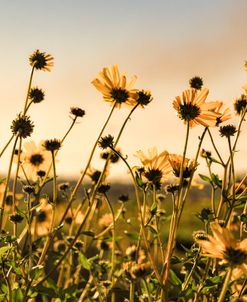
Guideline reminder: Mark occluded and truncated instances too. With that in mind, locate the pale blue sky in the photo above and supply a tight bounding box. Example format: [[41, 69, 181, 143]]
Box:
[[0, 0, 247, 181]]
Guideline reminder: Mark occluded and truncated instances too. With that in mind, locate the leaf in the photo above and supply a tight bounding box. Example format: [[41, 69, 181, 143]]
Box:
[[147, 225, 158, 235], [12, 288, 24, 302], [211, 174, 222, 188], [150, 202, 157, 215], [80, 231, 95, 237], [169, 269, 182, 286], [0, 246, 12, 257], [240, 214, 247, 223], [30, 265, 44, 280], [78, 252, 91, 270], [199, 174, 211, 184]]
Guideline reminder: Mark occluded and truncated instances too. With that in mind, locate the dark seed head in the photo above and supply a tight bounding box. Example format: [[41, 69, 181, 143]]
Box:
[[70, 107, 85, 118], [189, 76, 203, 90], [43, 139, 61, 151], [11, 114, 34, 138]]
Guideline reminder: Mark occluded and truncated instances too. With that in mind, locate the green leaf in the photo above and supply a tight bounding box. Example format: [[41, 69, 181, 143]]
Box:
[[147, 225, 158, 235], [0, 246, 12, 257], [30, 265, 44, 280], [240, 214, 247, 223], [80, 231, 95, 237], [150, 202, 157, 215], [78, 252, 91, 270], [12, 288, 24, 302], [211, 174, 222, 188], [169, 269, 182, 286], [199, 174, 211, 184]]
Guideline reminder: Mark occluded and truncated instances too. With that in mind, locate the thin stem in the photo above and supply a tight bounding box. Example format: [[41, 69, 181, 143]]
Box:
[[0, 134, 14, 159], [38, 150, 57, 265], [207, 129, 225, 165], [104, 193, 116, 280], [163, 122, 190, 287], [143, 279, 152, 302], [0, 136, 19, 231], [108, 146, 163, 285], [217, 268, 232, 302], [58, 103, 117, 225], [23, 67, 35, 114], [129, 282, 135, 302]]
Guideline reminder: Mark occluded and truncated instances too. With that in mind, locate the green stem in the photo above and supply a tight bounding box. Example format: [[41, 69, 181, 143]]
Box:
[[217, 268, 232, 302], [0, 134, 14, 159], [163, 122, 190, 287], [23, 67, 35, 114], [58, 103, 117, 226], [207, 129, 225, 165], [108, 147, 163, 285], [143, 279, 152, 302], [38, 150, 57, 265], [104, 193, 116, 280], [129, 282, 135, 302], [0, 136, 19, 231]]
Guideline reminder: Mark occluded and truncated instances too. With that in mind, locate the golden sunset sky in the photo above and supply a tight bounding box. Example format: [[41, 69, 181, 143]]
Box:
[[0, 0, 247, 182]]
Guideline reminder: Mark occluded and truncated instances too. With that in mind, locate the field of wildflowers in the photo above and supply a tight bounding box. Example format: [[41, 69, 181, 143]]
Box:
[[0, 50, 246, 302]]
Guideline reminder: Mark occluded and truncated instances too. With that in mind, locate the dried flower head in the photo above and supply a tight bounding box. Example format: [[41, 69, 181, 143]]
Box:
[[92, 65, 137, 108], [173, 88, 221, 127], [100, 149, 121, 163], [234, 94, 247, 115], [136, 90, 153, 107], [70, 107, 85, 118], [98, 135, 114, 149], [22, 185, 35, 195], [9, 213, 24, 224], [43, 139, 61, 151], [29, 87, 45, 103], [189, 76, 203, 90], [98, 184, 111, 194], [118, 194, 129, 203], [200, 149, 212, 159], [29, 49, 54, 71], [193, 230, 208, 241], [58, 182, 70, 191], [219, 125, 237, 137], [11, 114, 34, 138]]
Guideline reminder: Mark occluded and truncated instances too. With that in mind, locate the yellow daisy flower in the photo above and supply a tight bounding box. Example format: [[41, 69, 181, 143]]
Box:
[[169, 154, 197, 179], [21, 140, 52, 181], [213, 102, 231, 126], [32, 198, 52, 236], [134, 147, 172, 188], [173, 88, 221, 127], [92, 65, 137, 108], [196, 223, 247, 277]]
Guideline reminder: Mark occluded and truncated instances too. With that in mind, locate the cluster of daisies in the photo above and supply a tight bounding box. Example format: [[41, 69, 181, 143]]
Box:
[[0, 49, 246, 301]]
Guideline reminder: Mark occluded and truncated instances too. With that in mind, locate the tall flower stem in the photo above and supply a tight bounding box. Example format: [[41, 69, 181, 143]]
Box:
[[58, 103, 117, 225], [40, 116, 78, 187], [12, 137, 23, 236], [0, 135, 19, 231], [38, 150, 57, 265], [103, 193, 116, 281], [108, 147, 163, 285], [0, 134, 14, 159], [217, 268, 232, 302], [23, 67, 35, 114], [224, 137, 236, 226], [162, 122, 190, 287], [81, 103, 140, 239], [129, 282, 135, 302]]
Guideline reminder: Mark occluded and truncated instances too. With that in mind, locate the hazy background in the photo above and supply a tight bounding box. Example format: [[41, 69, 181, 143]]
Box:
[[0, 0, 247, 182]]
